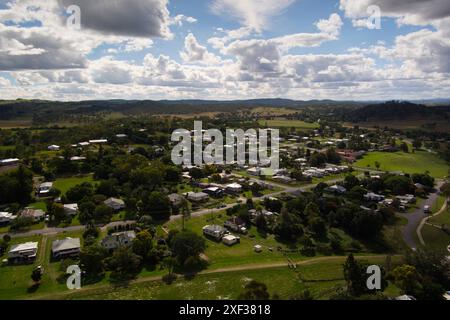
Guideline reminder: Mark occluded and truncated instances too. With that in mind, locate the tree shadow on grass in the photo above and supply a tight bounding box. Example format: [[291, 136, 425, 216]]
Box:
[[27, 283, 40, 294]]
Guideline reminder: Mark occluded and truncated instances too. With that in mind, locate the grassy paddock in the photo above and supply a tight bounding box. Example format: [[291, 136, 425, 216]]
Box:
[[54, 255, 401, 300], [354, 151, 449, 178]]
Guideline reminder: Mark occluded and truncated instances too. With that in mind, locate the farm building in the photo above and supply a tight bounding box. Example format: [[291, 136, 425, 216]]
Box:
[[202, 225, 228, 241]]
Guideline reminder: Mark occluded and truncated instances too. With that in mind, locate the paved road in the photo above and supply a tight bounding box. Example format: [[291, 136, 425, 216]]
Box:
[[401, 180, 444, 250]]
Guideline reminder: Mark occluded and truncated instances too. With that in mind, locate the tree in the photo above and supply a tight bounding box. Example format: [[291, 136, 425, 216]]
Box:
[[170, 230, 206, 266], [132, 230, 154, 262], [162, 256, 177, 276], [180, 198, 190, 231], [343, 254, 370, 297], [374, 161, 381, 170], [400, 142, 409, 153], [31, 267, 43, 284], [412, 139, 422, 151], [390, 265, 420, 294], [238, 280, 270, 300], [80, 244, 107, 276], [143, 191, 171, 220], [107, 247, 142, 280], [274, 209, 303, 242]]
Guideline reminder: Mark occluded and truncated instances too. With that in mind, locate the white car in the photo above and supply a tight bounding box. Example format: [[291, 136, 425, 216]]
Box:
[[424, 205, 430, 213]]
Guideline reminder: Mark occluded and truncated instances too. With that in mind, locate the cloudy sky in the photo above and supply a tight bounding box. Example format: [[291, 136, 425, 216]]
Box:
[[0, 0, 449, 101]]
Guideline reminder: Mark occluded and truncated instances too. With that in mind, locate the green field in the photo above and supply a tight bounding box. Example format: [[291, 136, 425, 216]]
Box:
[[52, 255, 401, 300], [54, 175, 95, 195], [421, 224, 450, 251], [259, 119, 319, 130], [354, 151, 449, 178]]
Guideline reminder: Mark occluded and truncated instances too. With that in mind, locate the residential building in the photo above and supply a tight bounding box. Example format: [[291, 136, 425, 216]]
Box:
[[168, 193, 184, 208], [52, 238, 81, 259], [224, 216, 247, 234], [19, 208, 45, 222], [9, 242, 38, 263], [37, 182, 53, 196], [222, 234, 240, 246], [0, 212, 16, 225], [202, 187, 224, 197], [325, 184, 347, 194], [89, 139, 108, 144], [101, 231, 136, 251], [186, 192, 209, 202], [104, 197, 125, 211], [48, 145, 60, 151], [0, 158, 19, 166], [202, 225, 228, 241], [364, 192, 385, 202], [63, 203, 78, 216], [226, 183, 242, 194]]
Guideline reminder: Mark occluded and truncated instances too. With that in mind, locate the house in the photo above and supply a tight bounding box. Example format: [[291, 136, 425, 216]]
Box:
[[224, 216, 247, 234], [202, 225, 228, 241], [19, 208, 45, 222], [222, 234, 240, 246], [0, 158, 19, 166], [364, 192, 385, 202], [325, 184, 347, 194], [63, 203, 78, 216], [116, 134, 128, 138], [37, 182, 53, 196], [395, 295, 416, 301], [168, 193, 184, 207], [414, 183, 426, 190], [249, 209, 275, 222], [51, 237, 81, 259], [104, 197, 125, 211], [70, 156, 86, 161], [226, 183, 242, 194], [396, 194, 416, 204], [202, 187, 224, 197], [272, 175, 294, 183], [89, 139, 108, 144], [8, 242, 38, 263], [78, 142, 90, 147], [186, 192, 209, 202], [0, 212, 16, 225], [48, 145, 60, 151], [247, 167, 261, 176], [101, 231, 136, 251]]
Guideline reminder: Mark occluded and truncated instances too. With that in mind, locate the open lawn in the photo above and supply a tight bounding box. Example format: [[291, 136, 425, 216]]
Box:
[[50, 255, 401, 300], [421, 224, 450, 251], [259, 119, 319, 130], [354, 151, 449, 178], [54, 174, 95, 195]]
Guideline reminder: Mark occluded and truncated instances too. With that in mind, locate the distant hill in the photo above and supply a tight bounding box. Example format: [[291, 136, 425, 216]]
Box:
[[347, 101, 450, 122]]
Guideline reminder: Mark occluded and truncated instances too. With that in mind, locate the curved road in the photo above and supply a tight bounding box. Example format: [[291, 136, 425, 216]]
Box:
[[400, 180, 444, 250]]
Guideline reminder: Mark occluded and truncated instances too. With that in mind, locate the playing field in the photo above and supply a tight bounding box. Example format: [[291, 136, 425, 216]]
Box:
[[354, 151, 449, 178]]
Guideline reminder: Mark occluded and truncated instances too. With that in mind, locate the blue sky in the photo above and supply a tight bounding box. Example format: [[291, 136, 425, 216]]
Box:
[[0, 0, 449, 101]]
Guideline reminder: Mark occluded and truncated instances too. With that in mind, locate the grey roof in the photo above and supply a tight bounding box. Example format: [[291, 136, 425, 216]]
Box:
[[52, 238, 81, 253]]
